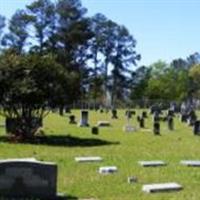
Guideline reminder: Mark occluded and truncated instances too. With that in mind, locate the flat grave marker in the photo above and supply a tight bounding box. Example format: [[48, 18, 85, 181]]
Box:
[[75, 156, 103, 163], [97, 121, 110, 127], [180, 160, 200, 166], [138, 161, 166, 167], [142, 182, 182, 193], [99, 166, 117, 174]]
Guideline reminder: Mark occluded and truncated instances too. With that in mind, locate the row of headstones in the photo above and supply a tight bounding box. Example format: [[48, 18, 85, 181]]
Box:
[[75, 156, 200, 193], [68, 108, 200, 135]]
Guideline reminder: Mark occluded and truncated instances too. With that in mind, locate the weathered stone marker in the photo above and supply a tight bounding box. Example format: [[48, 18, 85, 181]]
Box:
[[79, 110, 89, 127], [142, 182, 182, 193], [153, 122, 160, 135], [0, 158, 64, 199], [99, 166, 117, 174], [138, 161, 166, 167], [75, 157, 103, 163]]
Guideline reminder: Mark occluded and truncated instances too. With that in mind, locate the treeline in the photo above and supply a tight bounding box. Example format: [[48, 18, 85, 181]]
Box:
[[0, 0, 140, 108], [131, 53, 200, 102], [0, 0, 199, 109]]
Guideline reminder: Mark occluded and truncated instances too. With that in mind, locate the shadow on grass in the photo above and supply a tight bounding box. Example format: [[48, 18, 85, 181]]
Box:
[[0, 135, 120, 147]]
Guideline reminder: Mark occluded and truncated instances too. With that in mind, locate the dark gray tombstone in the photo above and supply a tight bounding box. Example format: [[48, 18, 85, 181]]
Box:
[[153, 112, 160, 122], [0, 158, 65, 199], [91, 126, 99, 135], [142, 111, 148, 118], [137, 115, 141, 122], [130, 110, 136, 115], [69, 115, 76, 124], [193, 120, 200, 135], [167, 116, 174, 130], [167, 110, 174, 117], [187, 112, 197, 126], [112, 109, 118, 119], [125, 110, 132, 119], [139, 117, 145, 128], [153, 122, 160, 135], [79, 110, 89, 127], [180, 114, 188, 122]]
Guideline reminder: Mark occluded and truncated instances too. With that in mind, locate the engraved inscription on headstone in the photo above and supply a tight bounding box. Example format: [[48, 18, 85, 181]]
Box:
[[0, 158, 59, 199]]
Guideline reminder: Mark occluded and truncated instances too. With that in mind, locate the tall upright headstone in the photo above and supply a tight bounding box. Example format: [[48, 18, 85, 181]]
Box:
[[153, 122, 160, 135], [79, 110, 89, 127]]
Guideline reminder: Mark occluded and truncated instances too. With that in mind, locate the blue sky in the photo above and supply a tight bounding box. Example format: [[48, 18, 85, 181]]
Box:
[[0, 0, 200, 66]]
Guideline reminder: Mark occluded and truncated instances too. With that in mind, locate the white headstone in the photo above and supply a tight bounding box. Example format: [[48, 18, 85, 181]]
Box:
[[99, 166, 117, 174], [142, 182, 182, 193], [180, 160, 200, 166], [138, 161, 166, 167], [75, 157, 102, 163]]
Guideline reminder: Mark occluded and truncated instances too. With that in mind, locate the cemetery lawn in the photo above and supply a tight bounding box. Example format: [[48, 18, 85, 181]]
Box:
[[0, 110, 200, 200]]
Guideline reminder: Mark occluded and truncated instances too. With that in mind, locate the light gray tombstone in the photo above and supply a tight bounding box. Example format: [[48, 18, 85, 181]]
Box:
[[79, 110, 89, 127], [99, 166, 117, 174], [75, 156, 103, 163], [138, 161, 166, 167], [0, 158, 65, 199], [142, 182, 182, 193], [123, 111, 137, 132], [180, 160, 200, 166]]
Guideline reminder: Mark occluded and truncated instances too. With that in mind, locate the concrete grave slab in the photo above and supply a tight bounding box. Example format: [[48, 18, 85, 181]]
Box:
[[75, 157, 103, 163], [99, 166, 117, 174], [138, 161, 166, 167], [142, 182, 182, 193], [180, 160, 200, 166]]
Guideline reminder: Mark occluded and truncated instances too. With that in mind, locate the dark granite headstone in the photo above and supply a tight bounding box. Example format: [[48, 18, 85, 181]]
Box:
[[153, 112, 160, 122], [180, 113, 188, 122], [139, 117, 145, 128], [193, 120, 200, 135], [153, 122, 160, 135], [167, 110, 174, 117], [69, 115, 76, 124], [112, 109, 118, 119], [91, 126, 99, 135], [142, 111, 148, 118], [79, 110, 89, 127], [0, 158, 64, 199]]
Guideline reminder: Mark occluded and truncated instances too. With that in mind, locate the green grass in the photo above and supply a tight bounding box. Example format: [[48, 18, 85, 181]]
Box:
[[0, 110, 200, 200]]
